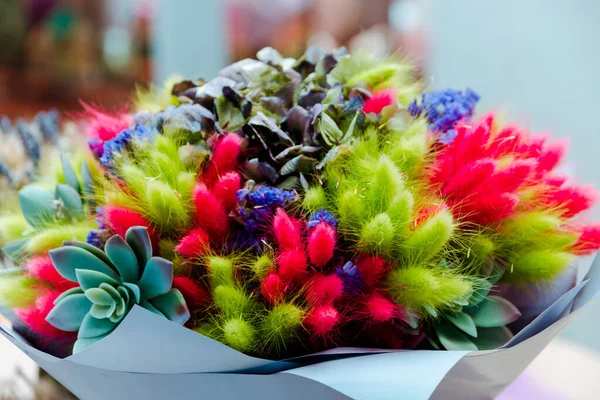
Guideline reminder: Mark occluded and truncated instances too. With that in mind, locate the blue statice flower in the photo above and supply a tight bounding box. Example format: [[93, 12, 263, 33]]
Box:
[[86, 231, 103, 249], [307, 209, 338, 229], [95, 206, 108, 230], [236, 186, 297, 233], [409, 88, 479, 143], [0, 160, 14, 186], [233, 185, 297, 248], [36, 110, 59, 143], [100, 124, 156, 167], [0, 116, 12, 133], [16, 120, 41, 166], [335, 261, 363, 295], [439, 129, 458, 145], [247, 186, 297, 207]]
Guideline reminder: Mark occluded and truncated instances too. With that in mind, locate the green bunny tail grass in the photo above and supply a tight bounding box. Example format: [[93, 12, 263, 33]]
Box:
[[119, 164, 148, 195], [363, 155, 405, 211], [260, 302, 305, 355], [401, 209, 455, 264], [144, 180, 193, 232], [176, 172, 197, 203], [222, 316, 257, 352], [461, 233, 497, 273], [207, 256, 235, 289], [359, 213, 395, 253], [114, 136, 197, 233], [303, 186, 329, 212], [212, 285, 253, 316], [134, 74, 182, 113], [387, 266, 474, 318], [383, 124, 429, 179], [337, 189, 366, 227], [0, 215, 28, 244], [331, 52, 421, 103], [501, 211, 578, 252], [504, 250, 574, 283], [25, 220, 96, 255], [0, 273, 39, 308], [386, 191, 415, 239], [251, 254, 274, 280]]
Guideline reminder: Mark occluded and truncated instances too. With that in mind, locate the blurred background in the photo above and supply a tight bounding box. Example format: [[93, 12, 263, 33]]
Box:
[[1, 0, 599, 398]]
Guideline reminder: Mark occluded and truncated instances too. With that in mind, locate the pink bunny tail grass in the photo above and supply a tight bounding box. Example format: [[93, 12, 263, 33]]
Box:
[[175, 227, 210, 258], [193, 183, 229, 238], [15, 290, 75, 339], [26, 255, 77, 291], [172, 276, 211, 310], [305, 274, 344, 306], [202, 133, 244, 185], [211, 171, 242, 212], [261, 272, 286, 305], [103, 206, 157, 240], [307, 222, 336, 267], [272, 208, 303, 251], [363, 89, 397, 114], [571, 223, 600, 255]]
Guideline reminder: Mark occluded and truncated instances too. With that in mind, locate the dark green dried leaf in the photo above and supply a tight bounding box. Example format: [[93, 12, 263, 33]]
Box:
[[243, 159, 279, 184], [162, 104, 215, 139], [247, 112, 294, 144], [278, 176, 300, 190], [297, 89, 327, 109], [280, 155, 316, 176], [215, 96, 246, 132]]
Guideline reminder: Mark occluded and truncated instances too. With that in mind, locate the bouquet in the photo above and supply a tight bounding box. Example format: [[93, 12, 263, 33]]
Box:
[[1, 47, 599, 399]]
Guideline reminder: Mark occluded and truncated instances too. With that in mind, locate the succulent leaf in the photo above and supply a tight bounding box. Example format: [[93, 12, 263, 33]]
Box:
[[104, 235, 140, 283], [137, 257, 173, 300], [46, 226, 188, 353], [125, 226, 153, 269], [46, 293, 92, 332], [447, 312, 478, 338], [473, 327, 513, 350], [78, 313, 117, 339], [50, 247, 120, 282], [149, 289, 190, 325], [55, 184, 84, 220], [469, 296, 521, 328], [434, 321, 478, 351], [19, 186, 56, 229], [61, 153, 81, 194], [81, 160, 95, 201]]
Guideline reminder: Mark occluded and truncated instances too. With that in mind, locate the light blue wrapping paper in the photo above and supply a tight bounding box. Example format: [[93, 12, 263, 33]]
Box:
[[1, 254, 598, 399]]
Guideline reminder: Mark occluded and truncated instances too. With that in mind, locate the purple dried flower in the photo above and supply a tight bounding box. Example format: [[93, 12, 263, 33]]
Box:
[[308, 209, 337, 229], [100, 124, 156, 167], [86, 231, 103, 249], [335, 261, 363, 295], [409, 88, 479, 143]]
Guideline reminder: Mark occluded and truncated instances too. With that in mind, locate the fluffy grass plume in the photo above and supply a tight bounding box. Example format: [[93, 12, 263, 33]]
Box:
[[387, 266, 476, 317], [0, 272, 39, 308]]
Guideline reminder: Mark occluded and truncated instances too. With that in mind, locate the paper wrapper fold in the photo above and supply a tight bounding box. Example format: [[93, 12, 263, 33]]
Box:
[[1, 255, 599, 399]]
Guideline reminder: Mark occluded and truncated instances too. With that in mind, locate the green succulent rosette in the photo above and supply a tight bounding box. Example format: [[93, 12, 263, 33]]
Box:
[[45, 226, 190, 353]]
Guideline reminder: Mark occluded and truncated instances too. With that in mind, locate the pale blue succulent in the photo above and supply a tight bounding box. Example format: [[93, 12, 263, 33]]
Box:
[[46, 226, 190, 353]]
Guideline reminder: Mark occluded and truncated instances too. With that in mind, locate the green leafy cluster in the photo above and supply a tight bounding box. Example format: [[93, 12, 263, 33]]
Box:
[[167, 47, 420, 190], [109, 135, 198, 233], [303, 117, 484, 318], [498, 211, 578, 283], [2, 154, 98, 261]]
